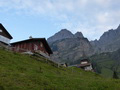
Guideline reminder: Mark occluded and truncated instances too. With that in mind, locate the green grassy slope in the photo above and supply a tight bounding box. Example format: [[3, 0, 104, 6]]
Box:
[[90, 49, 120, 78], [0, 48, 120, 90], [90, 52, 114, 78]]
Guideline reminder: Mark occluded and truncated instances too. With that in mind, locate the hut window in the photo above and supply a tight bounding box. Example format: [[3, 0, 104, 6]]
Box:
[[41, 43, 43, 47], [81, 61, 88, 64], [34, 44, 38, 50], [0, 29, 2, 32], [0, 35, 10, 44]]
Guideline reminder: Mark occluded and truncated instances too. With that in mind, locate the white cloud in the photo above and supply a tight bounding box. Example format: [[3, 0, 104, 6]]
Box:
[[97, 12, 109, 24], [0, 0, 120, 40]]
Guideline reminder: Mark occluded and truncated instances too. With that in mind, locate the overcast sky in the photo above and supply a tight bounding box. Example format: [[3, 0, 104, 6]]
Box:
[[0, 0, 120, 42]]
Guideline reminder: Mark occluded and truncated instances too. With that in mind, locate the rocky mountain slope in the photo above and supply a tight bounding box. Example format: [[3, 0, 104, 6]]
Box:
[[48, 29, 94, 63], [48, 25, 120, 64], [91, 25, 120, 53]]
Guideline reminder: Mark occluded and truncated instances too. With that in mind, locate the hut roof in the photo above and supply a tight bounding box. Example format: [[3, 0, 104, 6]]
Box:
[[77, 63, 91, 67], [0, 23, 13, 39]]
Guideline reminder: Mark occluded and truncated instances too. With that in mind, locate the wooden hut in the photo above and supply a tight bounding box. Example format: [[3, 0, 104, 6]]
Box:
[[11, 38, 53, 58], [0, 23, 13, 46], [77, 59, 93, 71]]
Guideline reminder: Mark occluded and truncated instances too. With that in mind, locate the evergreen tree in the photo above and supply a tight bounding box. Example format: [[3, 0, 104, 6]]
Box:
[[113, 71, 119, 79]]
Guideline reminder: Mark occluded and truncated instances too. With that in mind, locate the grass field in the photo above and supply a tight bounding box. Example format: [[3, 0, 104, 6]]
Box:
[[0, 48, 120, 90]]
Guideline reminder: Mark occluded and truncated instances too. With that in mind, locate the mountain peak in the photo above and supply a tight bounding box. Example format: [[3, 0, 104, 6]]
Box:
[[75, 32, 84, 38], [47, 29, 86, 43], [61, 29, 69, 32], [59, 29, 73, 34], [47, 29, 74, 43]]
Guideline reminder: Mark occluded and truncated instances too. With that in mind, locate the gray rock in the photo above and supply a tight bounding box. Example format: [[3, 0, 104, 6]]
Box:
[[74, 32, 84, 38], [50, 38, 94, 63], [48, 29, 94, 63]]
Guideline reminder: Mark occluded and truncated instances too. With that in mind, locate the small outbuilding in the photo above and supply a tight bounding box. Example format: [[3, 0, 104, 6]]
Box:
[[11, 38, 53, 58]]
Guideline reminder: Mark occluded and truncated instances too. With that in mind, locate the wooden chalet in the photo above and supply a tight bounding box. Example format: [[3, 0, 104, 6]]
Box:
[[11, 38, 53, 58], [77, 59, 93, 71], [0, 23, 13, 46]]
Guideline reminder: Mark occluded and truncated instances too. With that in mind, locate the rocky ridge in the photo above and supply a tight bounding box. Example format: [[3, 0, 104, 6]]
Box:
[[47, 29, 84, 43], [91, 24, 120, 53]]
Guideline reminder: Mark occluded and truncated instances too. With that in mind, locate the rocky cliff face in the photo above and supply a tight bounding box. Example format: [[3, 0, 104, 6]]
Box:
[[50, 38, 94, 63], [47, 29, 94, 63], [91, 25, 120, 53]]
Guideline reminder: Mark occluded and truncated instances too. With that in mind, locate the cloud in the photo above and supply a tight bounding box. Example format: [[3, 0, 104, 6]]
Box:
[[93, 0, 111, 6], [97, 12, 109, 24], [0, 0, 88, 15], [0, 0, 120, 40]]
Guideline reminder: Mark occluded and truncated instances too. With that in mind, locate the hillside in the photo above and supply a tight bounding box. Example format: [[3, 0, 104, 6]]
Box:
[[69, 48, 120, 78], [0, 49, 120, 90], [90, 49, 120, 78], [0, 48, 120, 89]]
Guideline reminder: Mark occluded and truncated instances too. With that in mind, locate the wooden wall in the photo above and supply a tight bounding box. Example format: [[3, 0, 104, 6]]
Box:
[[12, 41, 49, 55]]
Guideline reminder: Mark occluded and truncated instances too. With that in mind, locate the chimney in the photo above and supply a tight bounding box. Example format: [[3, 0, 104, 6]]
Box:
[[29, 36, 33, 39]]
